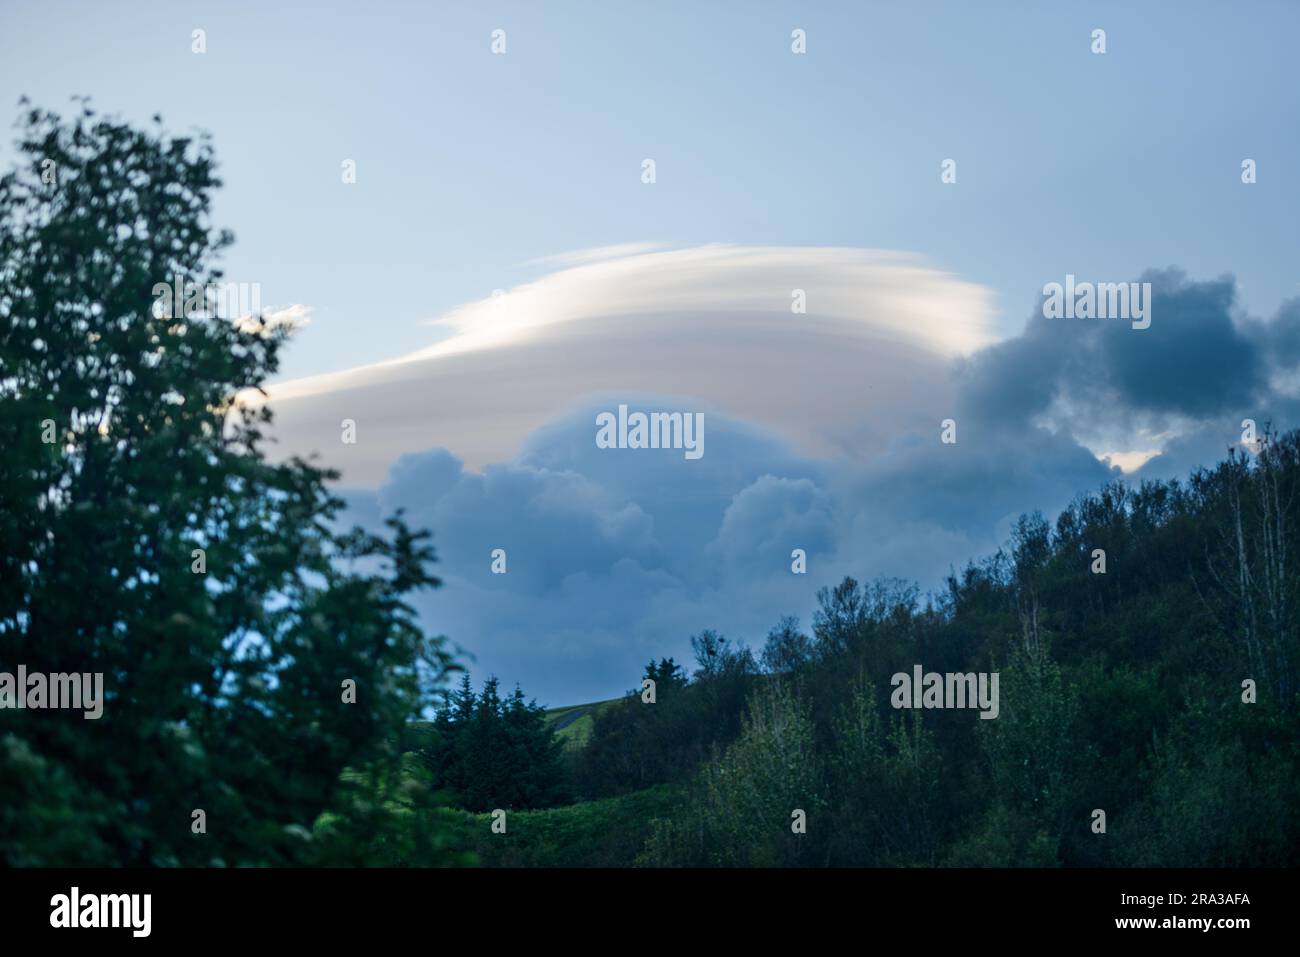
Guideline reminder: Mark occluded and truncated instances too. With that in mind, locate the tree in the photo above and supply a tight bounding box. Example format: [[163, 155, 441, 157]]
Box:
[[0, 103, 456, 865], [760, 615, 813, 674], [1010, 512, 1053, 661], [640, 680, 824, 867], [811, 577, 866, 658], [689, 629, 755, 681], [643, 656, 687, 695], [501, 684, 571, 807], [1194, 428, 1300, 707], [976, 647, 1085, 860], [420, 676, 570, 811]]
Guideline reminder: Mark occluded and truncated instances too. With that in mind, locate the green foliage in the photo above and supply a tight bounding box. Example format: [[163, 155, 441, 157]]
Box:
[[639, 680, 824, 866], [422, 674, 571, 811], [575, 636, 757, 797], [441, 785, 681, 867], [644, 656, 687, 693], [760, 615, 814, 674], [942, 802, 1061, 868], [1113, 698, 1296, 866], [0, 104, 457, 866], [592, 436, 1300, 867], [828, 682, 943, 865], [308, 754, 473, 867], [977, 648, 1085, 854]]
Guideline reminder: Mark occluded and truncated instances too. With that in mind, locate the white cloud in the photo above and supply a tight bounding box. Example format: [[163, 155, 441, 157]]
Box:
[[259, 244, 997, 485], [1098, 449, 1162, 473]]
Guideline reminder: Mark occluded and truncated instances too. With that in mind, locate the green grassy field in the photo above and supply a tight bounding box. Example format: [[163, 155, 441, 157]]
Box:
[[321, 697, 666, 866], [543, 696, 623, 749], [436, 783, 679, 867], [320, 696, 671, 867]]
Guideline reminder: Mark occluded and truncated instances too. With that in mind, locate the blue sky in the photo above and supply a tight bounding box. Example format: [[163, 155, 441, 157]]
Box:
[[4, 1, 1299, 704], [3, 1, 1297, 380]]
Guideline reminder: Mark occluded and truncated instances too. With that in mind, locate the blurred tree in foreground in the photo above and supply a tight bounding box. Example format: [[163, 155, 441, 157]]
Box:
[[0, 102, 458, 865]]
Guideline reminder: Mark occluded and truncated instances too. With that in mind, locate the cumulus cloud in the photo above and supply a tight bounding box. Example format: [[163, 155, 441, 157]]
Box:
[[344, 399, 1111, 704]]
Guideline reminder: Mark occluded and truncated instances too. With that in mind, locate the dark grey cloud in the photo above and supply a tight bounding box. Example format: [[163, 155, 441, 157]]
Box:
[[959, 269, 1270, 436], [1255, 296, 1300, 372], [1104, 270, 1259, 416]]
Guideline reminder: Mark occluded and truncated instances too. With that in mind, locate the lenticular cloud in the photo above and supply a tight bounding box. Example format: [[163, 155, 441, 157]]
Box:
[[261, 244, 996, 485]]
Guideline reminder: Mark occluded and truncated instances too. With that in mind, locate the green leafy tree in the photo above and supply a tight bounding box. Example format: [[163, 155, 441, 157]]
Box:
[[827, 681, 943, 865], [974, 647, 1086, 863], [0, 103, 456, 866], [760, 616, 813, 674], [641, 680, 824, 867]]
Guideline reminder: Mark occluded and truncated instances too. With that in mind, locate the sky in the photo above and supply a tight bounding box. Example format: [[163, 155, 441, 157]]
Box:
[[3, 1, 1299, 704]]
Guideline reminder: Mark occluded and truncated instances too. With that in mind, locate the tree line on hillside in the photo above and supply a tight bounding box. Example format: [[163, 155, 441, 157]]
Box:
[[601, 431, 1300, 865], [425, 429, 1300, 866]]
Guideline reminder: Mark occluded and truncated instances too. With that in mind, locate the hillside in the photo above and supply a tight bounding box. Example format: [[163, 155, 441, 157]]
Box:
[[543, 698, 623, 749]]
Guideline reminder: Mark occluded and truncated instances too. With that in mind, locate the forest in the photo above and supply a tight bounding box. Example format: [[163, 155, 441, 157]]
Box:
[[446, 444, 1299, 866]]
